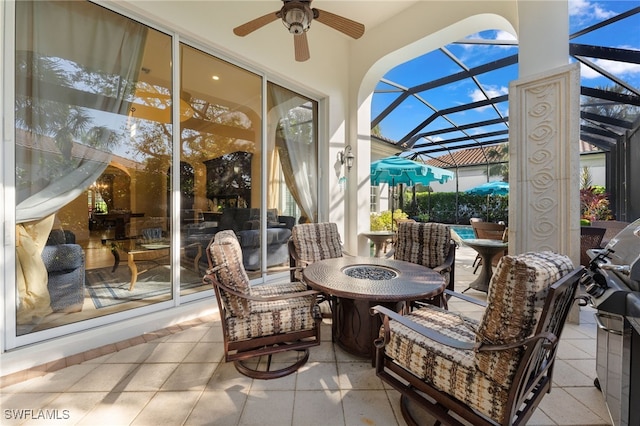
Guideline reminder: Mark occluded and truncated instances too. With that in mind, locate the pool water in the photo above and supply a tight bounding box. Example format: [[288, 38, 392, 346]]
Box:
[[450, 225, 475, 242]]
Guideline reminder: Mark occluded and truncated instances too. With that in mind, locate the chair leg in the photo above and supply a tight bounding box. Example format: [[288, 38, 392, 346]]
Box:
[[234, 349, 310, 380]]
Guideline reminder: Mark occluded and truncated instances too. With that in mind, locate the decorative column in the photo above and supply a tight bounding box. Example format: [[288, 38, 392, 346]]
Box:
[[508, 63, 581, 263]]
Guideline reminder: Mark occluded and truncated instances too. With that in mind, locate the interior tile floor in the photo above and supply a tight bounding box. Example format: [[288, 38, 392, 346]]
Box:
[[0, 246, 612, 425]]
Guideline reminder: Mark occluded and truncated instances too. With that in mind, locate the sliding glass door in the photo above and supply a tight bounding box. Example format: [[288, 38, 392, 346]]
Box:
[[11, 0, 319, 341]]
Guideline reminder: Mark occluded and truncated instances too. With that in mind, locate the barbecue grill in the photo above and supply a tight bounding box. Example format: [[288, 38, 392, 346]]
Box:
[[583, 219, 640, 426]]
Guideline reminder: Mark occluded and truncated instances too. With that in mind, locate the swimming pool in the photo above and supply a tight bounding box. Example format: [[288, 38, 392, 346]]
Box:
[[450, 225, 475, 243]]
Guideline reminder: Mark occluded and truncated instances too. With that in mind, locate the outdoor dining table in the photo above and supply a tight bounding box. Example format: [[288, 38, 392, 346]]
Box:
[[302, 256, 445, 359], [462, 238, 508, 293]]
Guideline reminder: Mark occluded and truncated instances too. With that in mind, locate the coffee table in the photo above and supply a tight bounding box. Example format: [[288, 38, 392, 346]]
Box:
[[462, 238, 508, 293], [106, 239, 173, 291], [303, 256, 445, 359]]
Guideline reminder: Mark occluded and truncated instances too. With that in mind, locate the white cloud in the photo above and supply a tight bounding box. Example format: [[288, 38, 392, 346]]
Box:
[[470, 85, 509, 103], [569, 0, 617, 23], [580, 58, 640, 79]]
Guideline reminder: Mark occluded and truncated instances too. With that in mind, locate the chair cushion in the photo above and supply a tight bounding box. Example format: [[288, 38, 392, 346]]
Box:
[[394, 222, 450, 269], [291, 222, 343, 262], [208, 230, 251, 317], [382, 251, 575, 423], [383, 305, 512, 422], [225, 282, 319, 341], [475, 251, 574, 385]]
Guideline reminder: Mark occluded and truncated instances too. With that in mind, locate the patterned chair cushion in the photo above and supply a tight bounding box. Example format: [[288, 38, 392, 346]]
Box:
[[394, 222, 451, 269], [291, 222, 343, 263], [383, 305, 512, 422], [475, 251, 574, 385], [208, 230, 251, 317], [225, 282, 320, 342], [382, 251, 574, 423]]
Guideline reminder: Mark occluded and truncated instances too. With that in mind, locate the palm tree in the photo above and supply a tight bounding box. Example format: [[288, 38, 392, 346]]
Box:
[[485, 143, 509, 182]]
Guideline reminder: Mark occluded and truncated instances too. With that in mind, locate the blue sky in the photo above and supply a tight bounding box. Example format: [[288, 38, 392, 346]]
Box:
[[372, 0, 640, 146]]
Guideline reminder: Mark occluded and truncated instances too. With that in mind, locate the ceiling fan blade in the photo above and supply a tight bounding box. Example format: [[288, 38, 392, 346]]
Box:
[[313, 8, 365, 39], [294, 33, 310, 62], [233, 11, 280, 37]]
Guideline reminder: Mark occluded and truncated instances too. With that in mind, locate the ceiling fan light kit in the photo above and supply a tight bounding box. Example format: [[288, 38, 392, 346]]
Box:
[[233, 0, 364, 62], [282, 3, 313, 34]]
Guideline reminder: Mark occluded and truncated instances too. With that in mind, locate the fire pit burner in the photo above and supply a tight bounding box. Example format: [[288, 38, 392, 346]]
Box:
[[343, 265, 398, 280]]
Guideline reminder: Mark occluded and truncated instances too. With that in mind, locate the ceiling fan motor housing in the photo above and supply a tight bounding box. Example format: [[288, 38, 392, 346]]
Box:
[[282, 2, 313, 34]]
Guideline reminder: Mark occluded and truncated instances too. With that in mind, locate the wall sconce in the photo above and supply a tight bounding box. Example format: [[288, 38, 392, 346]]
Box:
[[338, 145, 355, 172]]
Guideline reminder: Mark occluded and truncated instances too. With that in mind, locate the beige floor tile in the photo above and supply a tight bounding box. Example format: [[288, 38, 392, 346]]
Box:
[[296, 361, 340, 390], [67, 363, 138, 392], [558, 339, 596, 359], [206, 362, 253, 391], [1, 363, 97, 394], [144, 341, 198, 363], [341, 389, 399, 426], [113, 363, 178, 392], [337, 362, 384, 390], [0, 393, 62, 425], [292, 390, 345, 426], [103, 341, 159, 364], [564, 386, 611, 423], [538, 387, 610, 425], [131, 391, 201, 425], [199, 324, 224, 342], [76, 391, 156, 426], [161, 362, 217, 391], [162, 326, 209, 343], [183, 341, 225, 363], [185, 390, 247, 426], [35, 391, 108, 426], [247, 363, 297, 391], [308, 341, 337, 362], [239, 390, 294, 426], [553, 359, 598, 387]]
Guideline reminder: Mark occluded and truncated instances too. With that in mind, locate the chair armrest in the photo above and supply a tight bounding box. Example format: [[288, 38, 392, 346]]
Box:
[[372, 304, 476, 350], [443, 289, 487, 307], [371, 304, 558, 352]]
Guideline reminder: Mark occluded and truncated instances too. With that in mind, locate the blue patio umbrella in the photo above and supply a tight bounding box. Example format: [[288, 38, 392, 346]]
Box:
[[465, 181, 509, 196], [466, 181, 509, 221], [371, 156, 454, 187], [371, 156, 454, 229]]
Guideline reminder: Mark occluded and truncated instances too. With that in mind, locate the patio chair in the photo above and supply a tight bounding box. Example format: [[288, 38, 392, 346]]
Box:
[[471, 221, 508, 273], [371, 251, 583, 426], [389, 221, 455, 307], [203, 230, 322, 379], [288, 222, 347, 315]]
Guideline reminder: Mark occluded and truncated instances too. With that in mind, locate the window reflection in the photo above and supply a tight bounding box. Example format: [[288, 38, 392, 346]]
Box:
[[13, 0, 319, 338]]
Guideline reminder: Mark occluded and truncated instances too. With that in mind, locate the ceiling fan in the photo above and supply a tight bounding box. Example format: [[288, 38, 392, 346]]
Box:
[[233, 0, 365, 62]]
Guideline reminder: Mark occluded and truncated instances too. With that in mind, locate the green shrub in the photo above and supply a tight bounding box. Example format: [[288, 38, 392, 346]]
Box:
[[370, 209, 408, 231]]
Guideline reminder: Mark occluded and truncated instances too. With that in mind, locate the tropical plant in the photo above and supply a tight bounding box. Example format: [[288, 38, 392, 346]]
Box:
[[580, 186, 613, 221], [485, 143, 509, 182], [370, 209, 408, 231]]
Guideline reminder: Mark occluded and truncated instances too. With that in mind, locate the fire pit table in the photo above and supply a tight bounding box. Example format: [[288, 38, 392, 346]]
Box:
[[303, 256, 445, 359]]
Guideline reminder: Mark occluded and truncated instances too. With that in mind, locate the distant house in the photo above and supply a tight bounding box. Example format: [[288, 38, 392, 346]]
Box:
[[421, 141, 605, 193]]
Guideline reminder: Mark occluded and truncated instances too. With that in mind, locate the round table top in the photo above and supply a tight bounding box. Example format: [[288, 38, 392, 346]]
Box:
[[464, 238, 508, 249], [302, 256, 445, 302]]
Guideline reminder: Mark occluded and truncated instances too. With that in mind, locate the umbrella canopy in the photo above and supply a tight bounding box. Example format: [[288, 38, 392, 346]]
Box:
[[465, 181, 509, 196], [370, 156, 454, 186]]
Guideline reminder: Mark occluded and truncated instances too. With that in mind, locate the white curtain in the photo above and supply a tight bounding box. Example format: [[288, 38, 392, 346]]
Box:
[[268, 83, 318, 222], [15, 0, 147, 324]]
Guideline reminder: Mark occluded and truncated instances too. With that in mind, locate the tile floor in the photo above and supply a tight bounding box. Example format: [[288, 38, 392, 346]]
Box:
[[0, 246, 612, 425]]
